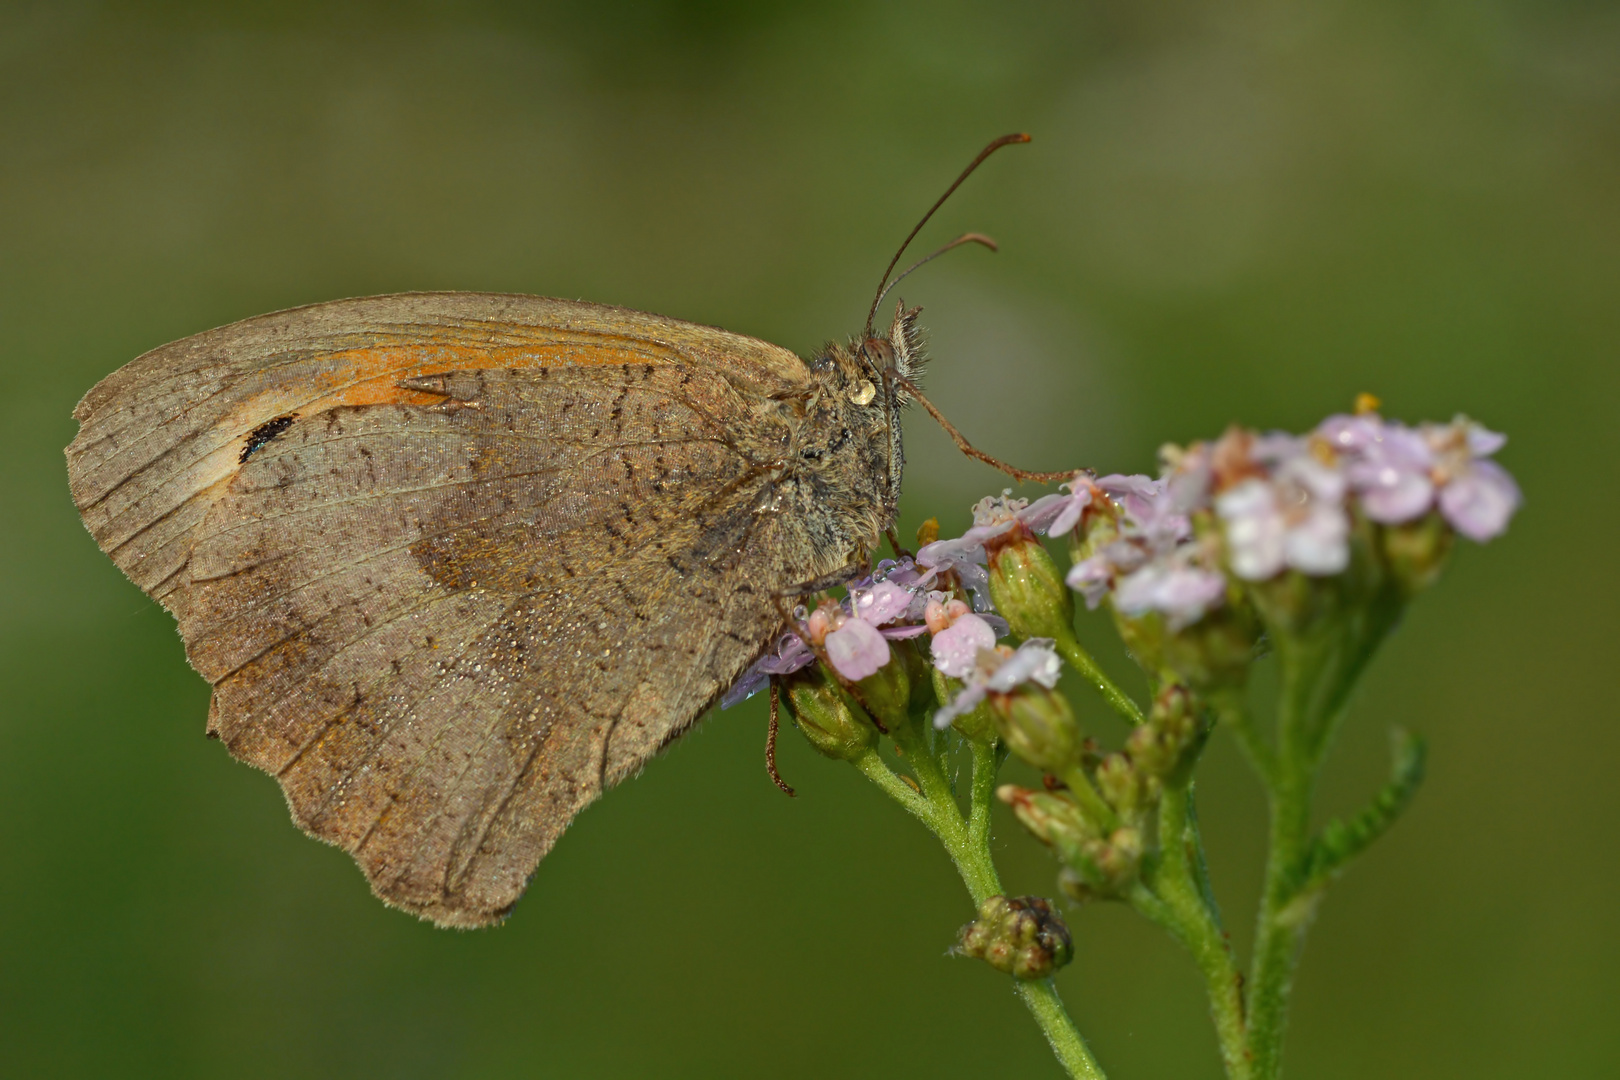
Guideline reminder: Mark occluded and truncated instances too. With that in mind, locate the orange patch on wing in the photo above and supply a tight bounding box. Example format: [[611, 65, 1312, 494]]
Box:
[[200, 332, 670, 492], [304, 338, 666, 411]]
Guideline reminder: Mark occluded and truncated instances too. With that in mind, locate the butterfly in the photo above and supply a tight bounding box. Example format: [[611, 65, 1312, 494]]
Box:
[[64, 135, 1052, 926]]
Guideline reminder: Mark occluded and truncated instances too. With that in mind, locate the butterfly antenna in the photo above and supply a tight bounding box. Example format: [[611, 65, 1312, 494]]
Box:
[[863, 133, 1031, 340], [873, 232, 998, 312]]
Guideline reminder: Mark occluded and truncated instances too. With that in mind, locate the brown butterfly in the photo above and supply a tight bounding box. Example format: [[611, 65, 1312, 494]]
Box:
[[65, 135, 1056, 927]]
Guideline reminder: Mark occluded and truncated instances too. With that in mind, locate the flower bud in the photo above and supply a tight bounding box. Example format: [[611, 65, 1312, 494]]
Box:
[[1246, 567, 1341, 638], [1095, 752, 1149, 820], [1377, 511, 1453, 596], [1056, 866, 1097, 904], [987, 530, 1076, 643], [1125, 683, 1202, 783], [933, 667, 997, 745], [1061, 826, 1143, 899], [1161, 598, 1262, 691], [1096, 826, 1143, 886], [780, 665, 876, 761], [847, 644, 912, 734], [1001, 786, 1142, 897], [957, 895, 1074, 980], [992, 684, 1081, 774], [999, 784, 1098, 851]]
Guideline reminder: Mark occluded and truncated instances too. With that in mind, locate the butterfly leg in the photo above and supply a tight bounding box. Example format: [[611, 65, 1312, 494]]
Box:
[[765, 682, 796, 797], [885, 528, 912, 561], [775, 559, 870, 599]]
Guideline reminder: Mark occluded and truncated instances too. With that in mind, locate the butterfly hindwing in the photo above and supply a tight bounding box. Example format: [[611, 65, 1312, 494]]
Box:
[[67, 293, 819, 925]]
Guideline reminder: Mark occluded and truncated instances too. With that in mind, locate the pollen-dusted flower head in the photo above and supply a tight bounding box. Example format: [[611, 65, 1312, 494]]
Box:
[[917, 488, 1097, 612]]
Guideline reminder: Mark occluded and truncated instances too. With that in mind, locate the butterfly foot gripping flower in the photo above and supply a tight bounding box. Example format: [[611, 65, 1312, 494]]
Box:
[[957, 895, 1075, 980]]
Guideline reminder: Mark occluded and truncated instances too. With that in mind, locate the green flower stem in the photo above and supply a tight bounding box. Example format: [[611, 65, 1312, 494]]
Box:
[[850, 749, 934, 828], [1247, 766, 1313, 1080], [967, 738, 1006, 855], [1303, 590, 1404, 765], [1244, 597, 1409, 1079], [1017, 978, 1105, 1080], [1053, 628, 1144, 725], [1058, 764, 1120, 832], [1215, 694, 1278, 787], [1136, 784, 1253, 1080], [850, 742, 1106, 1080], [1245, 634, 1329, 1080]]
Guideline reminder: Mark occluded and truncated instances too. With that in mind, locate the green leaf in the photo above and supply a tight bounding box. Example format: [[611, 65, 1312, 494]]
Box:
[[1303, 727, 1427, 889]]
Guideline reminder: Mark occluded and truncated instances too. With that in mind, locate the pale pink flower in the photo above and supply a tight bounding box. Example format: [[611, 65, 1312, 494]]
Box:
[[825, 617, 891, 681]]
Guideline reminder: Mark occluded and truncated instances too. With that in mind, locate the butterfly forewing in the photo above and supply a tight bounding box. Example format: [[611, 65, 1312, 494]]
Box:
[[66, 292, 822, 926]]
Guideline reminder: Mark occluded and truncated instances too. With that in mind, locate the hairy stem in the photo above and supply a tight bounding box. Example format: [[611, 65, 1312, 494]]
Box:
[[1247, 771, 1313, 1080], [1017, 979, 1107, 1080], [1053, 629, 1144, 725], [1245, 635, 1326, 1080], [1216, 694, 1278, 788], [852, 741, 1106, 1079], [1135, 785, 1253, 1080]]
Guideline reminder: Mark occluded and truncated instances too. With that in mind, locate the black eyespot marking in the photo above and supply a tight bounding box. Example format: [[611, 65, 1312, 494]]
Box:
[[240, 414, 298, 463]]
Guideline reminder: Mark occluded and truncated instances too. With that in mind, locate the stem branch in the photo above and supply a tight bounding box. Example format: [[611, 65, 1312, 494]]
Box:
[[1245, 634, 1327, 1080], [853, 739, 1106, 1079], [1017, 979, 1108, 1080], [1054, 630, 1144, 725], [1137, 784, 1253, 1080]]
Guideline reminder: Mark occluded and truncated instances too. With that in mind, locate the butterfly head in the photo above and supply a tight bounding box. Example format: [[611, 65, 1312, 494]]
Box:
[[859, 299, 926, 396]]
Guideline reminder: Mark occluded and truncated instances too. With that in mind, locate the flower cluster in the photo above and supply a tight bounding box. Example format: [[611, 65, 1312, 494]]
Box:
[[957, 895, 1074, 980], [1066, 473, 1227, 631], [1067, 409, 1520, 633], [1320, 412, 1519, 542], [720, 558, 934, 709], [932, 638, 1062, 729], [723, 405, 1517, 826], [710, 398, 1522, 1080], [724, 496, 1050, 710]]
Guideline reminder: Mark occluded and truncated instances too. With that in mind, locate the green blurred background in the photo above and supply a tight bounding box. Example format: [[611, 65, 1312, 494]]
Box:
[[3, 2, 1616, 1077]]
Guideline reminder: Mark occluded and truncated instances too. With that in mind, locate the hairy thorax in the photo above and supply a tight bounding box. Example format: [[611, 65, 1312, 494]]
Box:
[[744, 335, 909, 586]]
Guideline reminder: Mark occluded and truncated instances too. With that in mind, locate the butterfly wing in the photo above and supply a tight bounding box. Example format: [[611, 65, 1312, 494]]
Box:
[[67, 292, 818, 926]]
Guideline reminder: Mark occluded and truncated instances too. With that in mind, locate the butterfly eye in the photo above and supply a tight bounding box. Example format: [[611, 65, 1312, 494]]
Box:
[[848, 379, 876, 406]]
